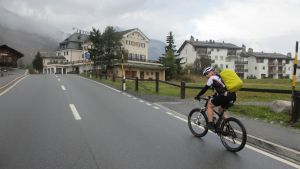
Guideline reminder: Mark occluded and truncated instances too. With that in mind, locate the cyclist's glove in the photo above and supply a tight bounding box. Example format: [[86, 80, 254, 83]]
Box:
[[194, 95, 200, 100]]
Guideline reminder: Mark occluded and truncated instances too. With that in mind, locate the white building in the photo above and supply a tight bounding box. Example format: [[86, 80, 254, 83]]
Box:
[[178, 36, 294, 79], [241, 48, 293, 79], [178, 37, 246, 78]]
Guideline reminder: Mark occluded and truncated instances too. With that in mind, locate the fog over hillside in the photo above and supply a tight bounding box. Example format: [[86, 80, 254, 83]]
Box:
[[0, 7, 165, 64]]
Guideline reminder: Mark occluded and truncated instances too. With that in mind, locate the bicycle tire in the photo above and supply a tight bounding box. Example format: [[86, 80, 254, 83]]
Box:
[[219, 117, 247, 152], [188, 108, 208, 137]]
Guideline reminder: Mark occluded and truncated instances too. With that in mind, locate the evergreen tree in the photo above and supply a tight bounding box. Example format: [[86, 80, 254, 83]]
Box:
[[88, 26, 127, 75], [160, 31, 183, 79], [32, 51, 43, 73], [89, 28, 104, 67]]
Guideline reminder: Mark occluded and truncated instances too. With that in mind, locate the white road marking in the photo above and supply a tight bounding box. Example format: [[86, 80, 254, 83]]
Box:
[[166, 112, 173, 115], [0, 75, 28, 96], [127, 95, 132, 98], [245, 145, 300, 169], [133, 97, 137, 100], [122, 93, 127, 95], [139, 100, 144, 103], [146, 103, 152, 106], [79, 76, 121, 93], [61, 85, 66, 91], [58, 78, 61, 82], [154, 102, 300, 169], [153, 106, 160, 110], [69, 104, 82, 120]]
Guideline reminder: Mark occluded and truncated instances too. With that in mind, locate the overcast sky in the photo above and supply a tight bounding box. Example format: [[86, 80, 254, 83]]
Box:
[[0, 0, 299, 55]]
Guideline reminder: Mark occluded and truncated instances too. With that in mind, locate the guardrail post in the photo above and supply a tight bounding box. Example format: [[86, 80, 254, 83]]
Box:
[[156, 77, 159, 93], [112, 74, 116, 82], [180, 81, 186, 99], [135, 77, 139, 91]]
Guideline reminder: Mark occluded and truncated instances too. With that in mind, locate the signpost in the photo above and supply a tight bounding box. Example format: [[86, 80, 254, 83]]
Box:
[[291, 41, 299, 123]]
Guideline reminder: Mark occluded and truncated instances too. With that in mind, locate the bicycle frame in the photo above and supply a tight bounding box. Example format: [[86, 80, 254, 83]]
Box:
[[198, 96, 225, 129]]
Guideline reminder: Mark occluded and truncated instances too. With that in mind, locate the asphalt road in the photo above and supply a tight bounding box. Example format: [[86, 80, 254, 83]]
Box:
[[0, 74, 298, 169]]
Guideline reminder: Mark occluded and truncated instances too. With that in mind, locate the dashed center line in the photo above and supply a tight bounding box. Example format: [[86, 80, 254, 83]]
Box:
[[153, 106, 160, 110], [69, 104, 82, 120], [133, 97, 137, 100], [61, 85, 66, 91], [146, 103, 152, 106], [139, 100, 144, 103], [166, 112, 173, 115]]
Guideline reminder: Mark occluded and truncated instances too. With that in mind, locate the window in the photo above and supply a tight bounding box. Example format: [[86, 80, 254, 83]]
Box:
[[220, 56, 223, 60], [286, 60, 290, 64], [255, 66, 257, 70], [226, 65, 228, 68], [151, 72, 154, 75], [220, 64, 223, 69], [211, 48, 214, 52], [215, 56, 218, 60], [257, 58, 264, 63], [263, 66, 265, 70], [217, 48, 220, 52], [126, 40, 128, 45]]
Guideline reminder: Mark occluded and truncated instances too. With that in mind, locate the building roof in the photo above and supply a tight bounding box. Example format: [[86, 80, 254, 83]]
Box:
[[61, 32, 89, 43], [178, 40, 242, 53], [114, 62, 166, 70], [118, 28, 137, 35], [242, 51, 293, 60], [118, 28, 150, 42], [0, 45, 24, 58]]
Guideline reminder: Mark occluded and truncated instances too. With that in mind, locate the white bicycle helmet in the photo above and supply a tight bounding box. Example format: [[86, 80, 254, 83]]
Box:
[[202, 66, 213, 76]]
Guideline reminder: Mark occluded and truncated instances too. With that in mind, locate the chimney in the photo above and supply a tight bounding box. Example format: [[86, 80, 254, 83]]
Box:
[[213, 40, 215, 43], [248, 48, 253, 53], [196, 39, 198, 42], [242, 44, 246, 53], [209, 39, 212, 43], [287, 52, 292, 58], [190, 36, 194, 42]]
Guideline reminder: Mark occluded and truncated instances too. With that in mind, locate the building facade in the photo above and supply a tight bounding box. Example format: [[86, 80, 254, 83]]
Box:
[[178, 37, 245, 78], [42, 28, 166, 80], [178, 36, 294, 79], [242, 48, 293, 79], [0, 45, 24, 68]]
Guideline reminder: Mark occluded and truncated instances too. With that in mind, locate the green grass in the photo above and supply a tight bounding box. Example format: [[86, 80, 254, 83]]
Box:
[[82, 74, 294, 102], [228, 105, 300, 129]]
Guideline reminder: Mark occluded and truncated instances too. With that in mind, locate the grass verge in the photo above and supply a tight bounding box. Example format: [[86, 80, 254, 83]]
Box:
[[228, 105, 300, 129]]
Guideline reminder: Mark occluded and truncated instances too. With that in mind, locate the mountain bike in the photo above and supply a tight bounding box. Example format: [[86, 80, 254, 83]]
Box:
[[188, 96, 247, 152]]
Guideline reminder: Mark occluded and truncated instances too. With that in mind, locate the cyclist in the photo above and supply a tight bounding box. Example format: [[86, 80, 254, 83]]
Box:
[[194, 67, 236, 131]]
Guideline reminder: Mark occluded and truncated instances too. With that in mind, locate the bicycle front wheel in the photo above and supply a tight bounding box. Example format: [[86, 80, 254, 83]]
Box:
[[219, 117, 247, 152], [188, 109, 208, 137]]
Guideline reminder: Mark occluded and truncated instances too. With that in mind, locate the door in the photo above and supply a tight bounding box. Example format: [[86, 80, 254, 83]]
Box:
[[140, 71, 144, 80]]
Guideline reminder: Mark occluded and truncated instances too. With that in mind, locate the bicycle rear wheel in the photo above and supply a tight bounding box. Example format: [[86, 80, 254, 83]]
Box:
[[188, 109, 208, 137], [219, 117, 247, 152]]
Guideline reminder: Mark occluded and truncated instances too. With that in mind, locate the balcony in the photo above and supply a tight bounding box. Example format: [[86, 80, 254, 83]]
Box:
[[235, 69, 248, 73], [234, 61, 248, 65]]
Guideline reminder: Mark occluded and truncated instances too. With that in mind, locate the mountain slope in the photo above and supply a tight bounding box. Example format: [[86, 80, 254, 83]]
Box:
[[0, 25, 58, 64], [149, 39, 165, 61]]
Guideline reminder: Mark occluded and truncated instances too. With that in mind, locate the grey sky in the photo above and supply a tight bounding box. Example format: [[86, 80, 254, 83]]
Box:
[[0, 0, 299, 55]]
